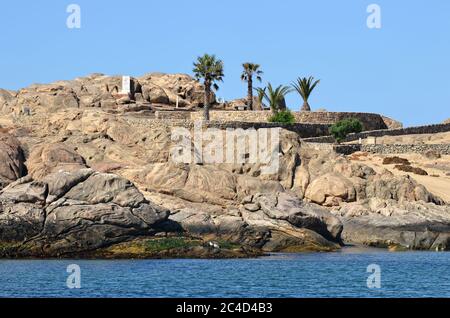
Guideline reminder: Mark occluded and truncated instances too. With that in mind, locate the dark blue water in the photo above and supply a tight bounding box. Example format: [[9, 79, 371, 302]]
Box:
[[1, 248, 449, 298]]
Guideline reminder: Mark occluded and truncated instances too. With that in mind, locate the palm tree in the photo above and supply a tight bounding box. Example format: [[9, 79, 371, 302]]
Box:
[[241, 63, 263, 110], [193, 54, 224, 121], [291, 76, 320, 111], [254, 87, 267, 109], [261, 83, 292, 114]]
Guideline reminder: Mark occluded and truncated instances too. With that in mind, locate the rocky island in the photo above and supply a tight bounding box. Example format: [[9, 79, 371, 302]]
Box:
[[0, 72, 449, 258]]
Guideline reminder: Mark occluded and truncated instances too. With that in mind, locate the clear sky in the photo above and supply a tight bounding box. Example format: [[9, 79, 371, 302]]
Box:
[[1, 0, 449, 126]]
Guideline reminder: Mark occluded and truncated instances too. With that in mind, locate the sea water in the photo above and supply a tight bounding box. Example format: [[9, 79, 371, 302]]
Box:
[[1, 247, 449, 298]]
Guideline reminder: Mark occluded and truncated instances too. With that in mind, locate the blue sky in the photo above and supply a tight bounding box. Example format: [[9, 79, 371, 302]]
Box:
[[1, 0, 449, 126]]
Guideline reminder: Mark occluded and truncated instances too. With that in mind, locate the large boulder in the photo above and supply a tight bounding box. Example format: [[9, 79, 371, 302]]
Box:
[[138, 73, 214, 107], [0, 89, 16, 114], [26, 143, 87, 179], [381, 115, 403, 129], [245, 192, 343, 243], [0, 133, 27, 189], [15, 84, 79, 113], [0, 170, 169, 257], [224, 97, 264, 111], [138, 162, 285, 206], [304, 173, 356, 206], [336, 199, 450, 250], [162, 192, 342, 252]]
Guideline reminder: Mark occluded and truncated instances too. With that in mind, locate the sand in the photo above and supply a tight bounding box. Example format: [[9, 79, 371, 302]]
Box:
[[349, 152, 450, 204], [348, 131, 450, 145]]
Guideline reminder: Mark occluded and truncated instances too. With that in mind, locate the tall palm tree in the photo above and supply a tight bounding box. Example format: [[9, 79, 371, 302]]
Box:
[[193, 54, 224, 121], [241, 63, 263, 111], [291, 76, 320, 111], [261, 83, 292, 114]]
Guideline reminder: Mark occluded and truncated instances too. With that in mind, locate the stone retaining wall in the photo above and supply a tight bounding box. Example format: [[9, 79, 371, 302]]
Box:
[[303, 123, 450, 143], [155, 110, 191, 120], [190, 111, 388, 131], [332, 144, 450, 155], [122, 117, 330, 138]]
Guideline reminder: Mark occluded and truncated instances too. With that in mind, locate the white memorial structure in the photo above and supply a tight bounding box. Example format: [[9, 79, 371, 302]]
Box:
[[121, 76, 131, 95]]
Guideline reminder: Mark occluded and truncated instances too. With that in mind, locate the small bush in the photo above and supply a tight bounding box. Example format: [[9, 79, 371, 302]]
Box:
[[394, 164, 428, 176], [268, 110, 295, 124], [329, 118, 363, 143], [382, 156, 410, 165], [144, 237, 202, 252], [216, 240, 241, 250]]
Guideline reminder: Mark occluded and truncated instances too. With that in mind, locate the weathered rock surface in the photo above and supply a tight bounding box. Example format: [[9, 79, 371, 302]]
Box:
[[27, 143, 87, 179], [2, 73, 214, 116], [335, 199, 450, 250], [157, 191, 341, 252], [0, 133, 27, 189], [224, 97, 264, 111], [381, 115, 403, 129], [0, 89, 16, 114], [0, 170, 169, 257], [294, 145, 450, 249], [0, 105, 449, 256]]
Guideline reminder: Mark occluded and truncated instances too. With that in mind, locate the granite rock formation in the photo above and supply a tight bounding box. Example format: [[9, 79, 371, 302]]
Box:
[[0, 73, 215, 116], [0, 168, 169, 257], [0, 74, 448, 256]]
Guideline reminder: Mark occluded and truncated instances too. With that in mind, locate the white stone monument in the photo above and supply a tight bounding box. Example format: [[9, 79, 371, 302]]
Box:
[[121, 76, 131, 95]]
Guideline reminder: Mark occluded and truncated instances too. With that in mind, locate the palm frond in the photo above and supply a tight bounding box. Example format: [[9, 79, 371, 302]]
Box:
[[291, 76, 320, 102], [193, 53, 225, 91], [241, 62, 263, 82], [254, 87, 267, 104], [264, 83, 292, 112]]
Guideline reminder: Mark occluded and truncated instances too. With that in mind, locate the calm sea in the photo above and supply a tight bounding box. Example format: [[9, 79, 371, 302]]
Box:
[[1, 247, 449, 298]]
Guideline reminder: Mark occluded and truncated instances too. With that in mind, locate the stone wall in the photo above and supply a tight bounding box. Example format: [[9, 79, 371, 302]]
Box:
[[332, 144, 450, 155], [303, 123, 450, 143], [190, 111, 388, 131], [362, 144, 450, 155], [190, 110, 270, 122], [304, 142, 335, 152], [155, 110, 191, 120], [122, 117, 331, 138]]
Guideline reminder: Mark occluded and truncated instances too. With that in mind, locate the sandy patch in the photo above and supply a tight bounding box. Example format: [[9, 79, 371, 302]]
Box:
[[349, 152, 450, 204], [348, 131, 450, 145]]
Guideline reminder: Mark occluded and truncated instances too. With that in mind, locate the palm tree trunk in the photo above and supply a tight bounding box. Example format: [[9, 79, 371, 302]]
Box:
[[203, 82, 211, 121], [247, 77, 253, 111], [301, 101, 311, 111]]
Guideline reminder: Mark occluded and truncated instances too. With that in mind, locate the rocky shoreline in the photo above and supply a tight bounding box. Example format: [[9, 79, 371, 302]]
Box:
[[1, 74, 449, 258]]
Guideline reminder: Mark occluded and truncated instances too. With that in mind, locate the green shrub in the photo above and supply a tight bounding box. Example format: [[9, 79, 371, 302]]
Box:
[[329, 118, 363, 143], [216, 240, 241, 250], [268, 110, 295, 124], [144, 237, 202, 252]]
